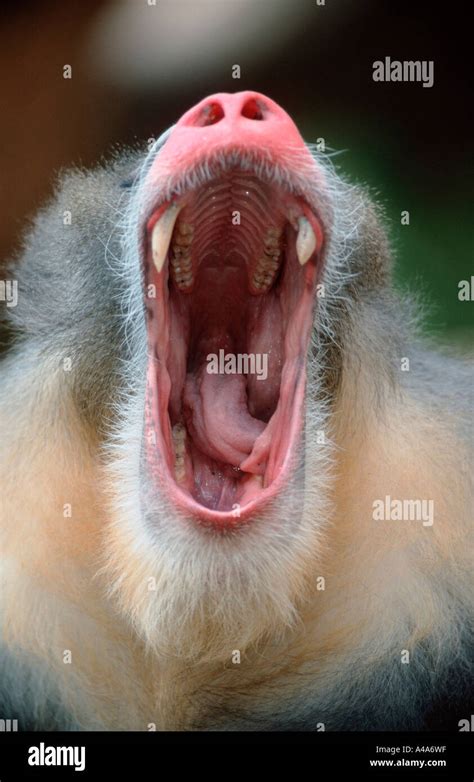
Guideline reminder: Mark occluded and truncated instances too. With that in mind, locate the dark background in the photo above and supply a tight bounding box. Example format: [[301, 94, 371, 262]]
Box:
[[1, 0, 472, 343]]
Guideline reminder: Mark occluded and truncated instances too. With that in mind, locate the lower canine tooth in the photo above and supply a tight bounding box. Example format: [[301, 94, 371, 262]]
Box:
[[296, 216, 317, 266], [151, 202, 182, 273]]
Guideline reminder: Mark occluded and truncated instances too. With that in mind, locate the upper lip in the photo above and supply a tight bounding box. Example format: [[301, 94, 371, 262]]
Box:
[[141, 147, 328, 227]]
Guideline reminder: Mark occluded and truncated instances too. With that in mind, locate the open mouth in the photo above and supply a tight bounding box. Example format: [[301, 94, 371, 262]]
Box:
[[143, 161, 323, 523]]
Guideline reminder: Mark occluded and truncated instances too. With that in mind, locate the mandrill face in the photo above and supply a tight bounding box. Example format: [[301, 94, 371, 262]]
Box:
[[102, 92, 342, 658], [97, 92, 386, 661]]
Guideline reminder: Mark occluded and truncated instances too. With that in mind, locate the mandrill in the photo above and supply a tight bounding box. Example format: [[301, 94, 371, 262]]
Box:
[[0, 92, 472, 731]]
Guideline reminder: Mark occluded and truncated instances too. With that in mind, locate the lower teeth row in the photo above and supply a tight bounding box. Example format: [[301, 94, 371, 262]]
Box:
[[172, 423, 187, 482]]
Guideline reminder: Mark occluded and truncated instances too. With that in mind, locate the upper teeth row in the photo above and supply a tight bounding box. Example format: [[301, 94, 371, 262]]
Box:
[[252, 227, 281, 292], [170, 223, 195, 291], [150, 203, 318, 288]]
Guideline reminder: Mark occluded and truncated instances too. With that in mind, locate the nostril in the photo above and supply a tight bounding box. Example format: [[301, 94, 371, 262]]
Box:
[[241, 98, 267, 121], [193, 102, 225, 127]]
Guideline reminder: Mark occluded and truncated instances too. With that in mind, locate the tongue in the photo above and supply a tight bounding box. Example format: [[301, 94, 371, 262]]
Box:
[[183, 370, 266, 466]]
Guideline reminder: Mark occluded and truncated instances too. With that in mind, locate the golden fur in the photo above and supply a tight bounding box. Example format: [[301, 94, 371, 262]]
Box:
[[1, 338, 470, 730]]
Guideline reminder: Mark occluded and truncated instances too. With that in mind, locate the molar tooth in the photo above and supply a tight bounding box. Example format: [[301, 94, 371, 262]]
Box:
[[172, 245, 191, 258], [263, 227, 281, 254], [151, 203, 182, 273], [175, 271, 194, 290], [252, 251, 281, 292], [296, 216, 317, 266], [174, 232, 193, 248], [264, 237, 278, 248], [266, 226, 281, 239], [172, 258, 191, 272], [170, 242, 193, 287], [175, 227, 194, 247]]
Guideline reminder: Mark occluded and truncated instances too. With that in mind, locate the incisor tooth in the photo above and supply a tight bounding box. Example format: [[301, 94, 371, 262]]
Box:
[[151, 203, 182, 273], [296, 216, 317, 266]]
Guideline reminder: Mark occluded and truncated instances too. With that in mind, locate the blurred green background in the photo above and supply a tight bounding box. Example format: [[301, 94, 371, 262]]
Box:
[[307, 115, 473, 346], [313, 115, 473, 346], [1, 0, 472, 345]]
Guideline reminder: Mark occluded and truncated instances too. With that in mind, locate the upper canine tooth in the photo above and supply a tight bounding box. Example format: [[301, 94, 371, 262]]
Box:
[[151, 203, 182, 273], [296, 216, 317, 266]]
